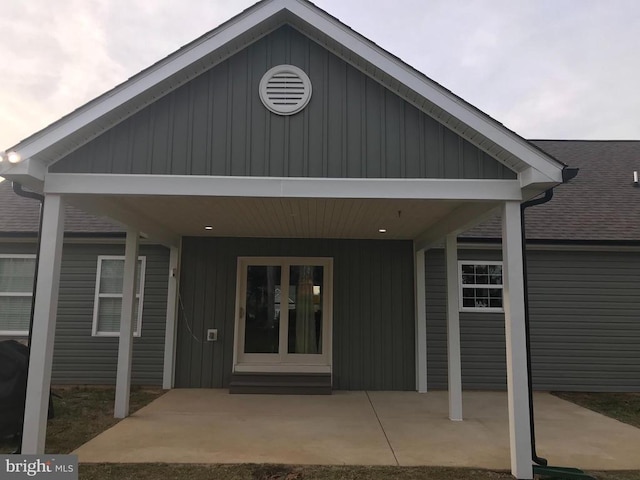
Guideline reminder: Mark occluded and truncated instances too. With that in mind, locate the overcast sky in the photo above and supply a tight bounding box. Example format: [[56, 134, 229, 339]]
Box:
[[1, 0, 639, 152]]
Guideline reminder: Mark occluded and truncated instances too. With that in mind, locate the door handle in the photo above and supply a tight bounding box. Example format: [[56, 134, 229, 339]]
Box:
[[239, 307, 245, 319]]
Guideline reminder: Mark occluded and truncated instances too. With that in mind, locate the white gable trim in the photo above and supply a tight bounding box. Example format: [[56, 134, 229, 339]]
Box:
[[2, 0, 564, 185]]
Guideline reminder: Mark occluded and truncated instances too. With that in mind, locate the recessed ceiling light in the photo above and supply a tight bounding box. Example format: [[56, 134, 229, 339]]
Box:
[[204, 226, 213, 230], [378, 228, 387, 233]]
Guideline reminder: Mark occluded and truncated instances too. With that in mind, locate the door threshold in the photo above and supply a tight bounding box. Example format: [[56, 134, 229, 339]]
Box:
[[234, 364, 331, 374]]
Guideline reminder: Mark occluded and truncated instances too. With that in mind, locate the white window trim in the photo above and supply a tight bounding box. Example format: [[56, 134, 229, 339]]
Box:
[[458, 260, 504, 313], [92, 255, 146, 337], [0, 254, 36, 336]]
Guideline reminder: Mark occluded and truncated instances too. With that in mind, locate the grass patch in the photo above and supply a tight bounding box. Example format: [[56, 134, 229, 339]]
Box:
[[0, 386, 164, 454], [553, 392, 640, 429], [78, 464, 515, 480]]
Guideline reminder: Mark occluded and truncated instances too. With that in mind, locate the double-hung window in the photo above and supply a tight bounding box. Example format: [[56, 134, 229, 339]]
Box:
[[0, 255, 36, 335], [92, 256, 146, 337], [459, 261, 503, 312]]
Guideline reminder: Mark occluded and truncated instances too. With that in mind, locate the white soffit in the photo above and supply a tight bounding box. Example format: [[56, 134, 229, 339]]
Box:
[[0, 0, 564, 184]]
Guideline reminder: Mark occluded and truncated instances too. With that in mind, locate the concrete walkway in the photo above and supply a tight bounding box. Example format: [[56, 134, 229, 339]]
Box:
[[73, 390, 640, 470]]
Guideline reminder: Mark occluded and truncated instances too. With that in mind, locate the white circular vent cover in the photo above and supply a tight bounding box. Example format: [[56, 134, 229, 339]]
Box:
[[259, 65, 312, 115]]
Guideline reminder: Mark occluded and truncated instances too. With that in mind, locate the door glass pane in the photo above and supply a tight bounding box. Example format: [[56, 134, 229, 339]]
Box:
[[244, 265, 281, 354], [288, 265, 323, 354]]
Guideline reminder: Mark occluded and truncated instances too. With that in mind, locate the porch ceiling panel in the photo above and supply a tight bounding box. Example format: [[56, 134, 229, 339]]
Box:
[[64, 195, 488, 240]]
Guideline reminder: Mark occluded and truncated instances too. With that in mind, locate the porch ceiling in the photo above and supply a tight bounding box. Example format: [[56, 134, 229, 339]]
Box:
[[65, 194, 498, 241]]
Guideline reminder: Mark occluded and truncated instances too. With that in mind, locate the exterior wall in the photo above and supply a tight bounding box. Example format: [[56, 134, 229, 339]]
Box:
[[175, 237, 416, 390], [426, 247, 640, 392], [0, 241, 169, 386], [51, 26, 515, 181]]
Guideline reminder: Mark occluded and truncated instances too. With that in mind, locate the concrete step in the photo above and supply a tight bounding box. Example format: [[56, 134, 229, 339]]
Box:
[[229, 372, 332, 395]]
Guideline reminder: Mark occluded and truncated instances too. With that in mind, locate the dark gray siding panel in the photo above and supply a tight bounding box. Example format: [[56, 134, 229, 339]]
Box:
[[426, 248, 640, 392], [52, 243, 169, 386], [52, 26, 515, 181], [425, 249, 507, 391], [175, 238, 415, 390], [0, 242, 169, 386]]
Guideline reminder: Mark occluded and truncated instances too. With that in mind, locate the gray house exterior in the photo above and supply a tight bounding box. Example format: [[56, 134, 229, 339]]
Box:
[[1, 0, 634, 477], [2, 141, 638, 392]]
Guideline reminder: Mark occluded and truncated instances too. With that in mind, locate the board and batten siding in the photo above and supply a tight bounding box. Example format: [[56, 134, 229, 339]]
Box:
[[0, 241, 169, 386], [51, 26, 515, 181], [175, 237, 415, 390], [426, 247, 640, 392]]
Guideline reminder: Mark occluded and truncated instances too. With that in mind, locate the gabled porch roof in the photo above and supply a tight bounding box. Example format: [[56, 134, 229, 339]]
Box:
[[1, 0, 565, 192]]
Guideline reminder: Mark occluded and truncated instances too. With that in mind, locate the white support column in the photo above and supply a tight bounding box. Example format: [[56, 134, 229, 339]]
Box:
[[22, 194, 65, 454], [414, 248, 428, 393], [502, 201, 533, 480], [114, 228, 139, 419], [445, 234, 463, 421], [162, 243, 181, 389]]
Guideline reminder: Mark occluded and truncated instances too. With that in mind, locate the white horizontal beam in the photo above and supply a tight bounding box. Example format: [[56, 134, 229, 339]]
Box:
[[45, 174, 524, 201]]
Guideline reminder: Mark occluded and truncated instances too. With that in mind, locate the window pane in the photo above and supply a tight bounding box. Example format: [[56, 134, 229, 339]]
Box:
[[99, 259, 143, 294], [461, 264, 474, 274], [244, 265, 281, 353], [100, 260, 124, 294], [0, 258, 35, 293], [488, 265, 502, 275], [474, 265, 488, 275], [97, 297, 139, 333], [0, 297, 31, 331], [461, 274, 474, 285], [288, 265, 323, 354]]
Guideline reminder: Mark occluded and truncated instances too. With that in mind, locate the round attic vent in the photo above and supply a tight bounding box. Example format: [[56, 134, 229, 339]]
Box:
[[259, 65, 312, 115]]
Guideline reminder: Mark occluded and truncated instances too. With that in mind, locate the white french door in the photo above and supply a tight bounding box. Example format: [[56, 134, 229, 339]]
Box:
[[233, 257, 333, 373]]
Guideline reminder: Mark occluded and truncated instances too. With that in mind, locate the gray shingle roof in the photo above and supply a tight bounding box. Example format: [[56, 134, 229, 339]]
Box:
[[0, 180, 122, 235], [464, 140, 640, 241], [1, 140, 638, 241]]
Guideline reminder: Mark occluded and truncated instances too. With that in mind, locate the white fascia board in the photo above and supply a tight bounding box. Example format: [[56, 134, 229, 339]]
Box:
[[8, 1, 285, 164], [44, 173, 524, 201], [287, 1, 564, 182]]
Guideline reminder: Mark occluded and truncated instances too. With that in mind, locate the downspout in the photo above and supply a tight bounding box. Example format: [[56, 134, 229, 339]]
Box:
[[11, 183, 45, 377], [522, 166, 578, 467]]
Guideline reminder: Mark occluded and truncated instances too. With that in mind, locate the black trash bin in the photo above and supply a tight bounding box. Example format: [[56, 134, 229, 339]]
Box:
[[0, 340, 54, 449]]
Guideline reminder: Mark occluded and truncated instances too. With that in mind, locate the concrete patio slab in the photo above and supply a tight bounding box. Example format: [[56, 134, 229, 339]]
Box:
[[73, 389, 640, 470]]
